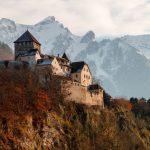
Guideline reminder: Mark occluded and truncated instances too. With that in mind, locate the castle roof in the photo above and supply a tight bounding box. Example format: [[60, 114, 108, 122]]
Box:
[[62, 53, 70, 61], [14, 30, 41, 45], [71, 61, 87, 73], [37, 58, 53, 66], [46, 55, 70, 67]]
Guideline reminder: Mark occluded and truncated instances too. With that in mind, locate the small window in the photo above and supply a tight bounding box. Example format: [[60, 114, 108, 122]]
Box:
[[76, 74, 78, 78], [91, 92, 93, 97]]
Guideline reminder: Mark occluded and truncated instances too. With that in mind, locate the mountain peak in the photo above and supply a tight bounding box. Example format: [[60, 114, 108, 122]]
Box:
[[0, 18, 15, 25], [36, 16, 56, 25], [80, 31, 95, 43], [43, 16, 55, 22]]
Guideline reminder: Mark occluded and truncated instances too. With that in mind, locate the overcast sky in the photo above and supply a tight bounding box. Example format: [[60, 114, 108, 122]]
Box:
[[0, 0, 150, 36]]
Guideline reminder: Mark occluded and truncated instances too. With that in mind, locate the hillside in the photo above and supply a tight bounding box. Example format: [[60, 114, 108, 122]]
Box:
[[1, 17, 150, 98], [0, 42, 13, 60], [0, 69, 150, 150]]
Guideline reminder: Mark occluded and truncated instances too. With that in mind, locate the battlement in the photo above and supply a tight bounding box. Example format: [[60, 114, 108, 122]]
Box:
[[62, 80, 104, 107]]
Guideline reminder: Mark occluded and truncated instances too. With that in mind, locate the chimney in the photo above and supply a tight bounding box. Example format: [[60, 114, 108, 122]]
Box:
[[58, 54, 59, 57]]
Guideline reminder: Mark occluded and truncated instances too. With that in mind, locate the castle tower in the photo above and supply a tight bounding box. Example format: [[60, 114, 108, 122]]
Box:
[[14, 30, 41, 59]]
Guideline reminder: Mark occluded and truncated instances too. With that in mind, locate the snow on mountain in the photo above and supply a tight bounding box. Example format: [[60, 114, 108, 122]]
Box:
[[73, 38, 150, 98], [0, 16, 73, 52], [80, 31, 95, 43], [1, 16, 150, 98], [121, 35, 150, 59]]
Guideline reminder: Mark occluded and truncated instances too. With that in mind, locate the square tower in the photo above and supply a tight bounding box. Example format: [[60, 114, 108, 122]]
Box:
[[14, 30, 41, 59]]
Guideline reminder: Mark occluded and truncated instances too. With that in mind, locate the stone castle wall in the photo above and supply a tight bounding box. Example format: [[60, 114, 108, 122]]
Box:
[[64, 81, 104, 107], [14, 42, 41, 59], [0, 61, 104, 107]]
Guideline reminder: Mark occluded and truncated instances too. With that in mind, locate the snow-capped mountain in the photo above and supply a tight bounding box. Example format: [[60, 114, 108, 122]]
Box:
[[1, 16, 150, 98], [121, 35, 150, 59], [76, 38, 150, 98]]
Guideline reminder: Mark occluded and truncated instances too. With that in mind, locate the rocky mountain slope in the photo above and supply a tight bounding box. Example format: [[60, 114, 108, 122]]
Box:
[[0, 42, 13, 60], [0, 69, 150, 150], [121, 35, 150, 59], [1, 16, 150, 98]]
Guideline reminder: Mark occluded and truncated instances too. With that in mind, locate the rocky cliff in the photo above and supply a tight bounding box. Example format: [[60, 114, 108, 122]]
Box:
[[0, 69, 150, 150]]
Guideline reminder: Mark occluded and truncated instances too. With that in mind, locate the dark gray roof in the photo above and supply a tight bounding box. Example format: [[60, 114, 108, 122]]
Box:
[[71, 61, 86, 73], [62, 53, 70, 61], [42, 55, 68, 64], [14, 30, 41, 45], [37, 58, 53, 66]]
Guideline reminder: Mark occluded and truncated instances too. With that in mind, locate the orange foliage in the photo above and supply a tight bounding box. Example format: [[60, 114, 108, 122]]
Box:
[[113, 98, 133, 110], [36, 91, 49, 112], [0, 69, 69, 149], [127, 102, 133, 110], [37, 91, 49, 100], [0, 70, 42, 115]]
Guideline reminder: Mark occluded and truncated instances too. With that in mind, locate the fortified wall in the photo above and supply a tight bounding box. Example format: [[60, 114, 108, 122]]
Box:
[[63, 80, 104, 107], [0, 61, 104, 107]]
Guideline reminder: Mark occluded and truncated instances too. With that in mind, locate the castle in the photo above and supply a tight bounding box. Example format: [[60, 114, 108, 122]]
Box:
[[1, 30, 104, 107]]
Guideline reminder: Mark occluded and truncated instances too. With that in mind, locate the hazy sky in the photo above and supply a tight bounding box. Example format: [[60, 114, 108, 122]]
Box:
[[0, 0, 150, 36]]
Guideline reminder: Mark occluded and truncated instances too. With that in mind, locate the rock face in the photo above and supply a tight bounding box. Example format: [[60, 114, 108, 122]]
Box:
[[1, 17, 150, 98], [0, 102, 149, 150], [0, 42, 13, 60], [80, 31, 95, 43], [0, 69, 150, 150]]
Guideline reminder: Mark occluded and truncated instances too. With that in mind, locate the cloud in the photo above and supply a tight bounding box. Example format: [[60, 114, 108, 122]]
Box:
[[0, 0, 150, 36]]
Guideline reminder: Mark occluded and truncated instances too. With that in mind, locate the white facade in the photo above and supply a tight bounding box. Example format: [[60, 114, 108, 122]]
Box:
[[36, 57, 64, 76], [71, 63, 92, 87], [16, 51, 41, 66]]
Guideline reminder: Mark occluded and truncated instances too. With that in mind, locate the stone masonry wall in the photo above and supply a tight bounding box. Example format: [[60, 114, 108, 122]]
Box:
[[65, 81, 104, 107]]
